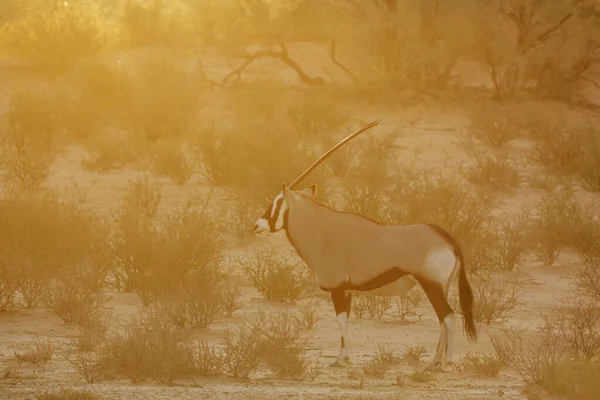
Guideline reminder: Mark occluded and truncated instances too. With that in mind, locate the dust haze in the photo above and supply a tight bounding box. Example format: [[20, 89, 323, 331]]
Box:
[[0, 1, 599, 399]]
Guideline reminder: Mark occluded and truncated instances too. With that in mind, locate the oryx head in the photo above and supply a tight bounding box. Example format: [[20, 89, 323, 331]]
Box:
[[253, 184, 317, 235], [252, 119, 382, 236]]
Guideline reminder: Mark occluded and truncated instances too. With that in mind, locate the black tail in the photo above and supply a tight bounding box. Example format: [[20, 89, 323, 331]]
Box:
[[456, 248, 478, 342]]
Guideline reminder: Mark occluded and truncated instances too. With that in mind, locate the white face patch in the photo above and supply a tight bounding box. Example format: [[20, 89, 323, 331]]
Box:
[[270, 193, 283, 218], [273, 198, 288, 231]]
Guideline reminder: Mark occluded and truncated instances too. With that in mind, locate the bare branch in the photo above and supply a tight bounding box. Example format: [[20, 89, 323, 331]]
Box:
[[527, 13, 573, 50], [329, 39, 359, 84]]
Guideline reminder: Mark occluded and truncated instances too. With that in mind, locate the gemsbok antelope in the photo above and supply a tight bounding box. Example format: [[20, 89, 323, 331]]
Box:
[[253, 120, 477, 370]]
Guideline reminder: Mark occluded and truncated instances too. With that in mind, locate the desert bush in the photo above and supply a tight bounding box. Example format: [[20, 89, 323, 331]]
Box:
[[395, 287, 424, 322], [408, 369, 434, 383], [577, 262, 600, 302], [287, 88, 350, 141], [18, 272, 45, 309], [67, 350, 104, 384], [81, 134, 137, 173], [75, 312, 112, 352], [335, 1, 471, 93], [530, 123, 584, 176], [121, 174, 163, 219], [0, 191, 110, 312], [100, 311, 195, 384], [150, 140, 195, 185], [0, 91, 62, 191], [512, 323, 566, 384], [117, 55, 202, 142], [42, 273, 108, 325], [222, 281, 245, 317], [351, 294, 392, 319], [539, 359, 600, 400], [36, 389, 101, 400], [221, 321, 264, 379], [193, 338, 224, 377], [112, 190, 223, 298], [218, 190, 264, 242], [152, 267, 230, 329], [242, 250, 311, 304], [362, 345, 402, 378], [0, 262, 21, 311], [458, 352, 502, 377], [462, 153, 522, 191], [495, 213, 530, 271], [470, 276, 522, 324], [402, 345, 427, 367], [1, 2, 104, 75], [467, 110, 519, 148], [258, 311, 311, 379], [489, 327, 526, 366], [120, 0, 193, 48], [298, 297, 322, 330], [15, 336, 54, 364], [544, 296, 600, 361], [569, 121, 600, 192]]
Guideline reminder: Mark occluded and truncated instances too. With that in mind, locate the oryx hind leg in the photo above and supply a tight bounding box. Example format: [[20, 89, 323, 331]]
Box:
[[331, 288, 352, 367], [417, 247, 459, 371]]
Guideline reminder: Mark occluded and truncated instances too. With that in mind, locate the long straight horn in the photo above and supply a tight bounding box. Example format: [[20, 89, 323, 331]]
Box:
[[288, 118, 382, 190]]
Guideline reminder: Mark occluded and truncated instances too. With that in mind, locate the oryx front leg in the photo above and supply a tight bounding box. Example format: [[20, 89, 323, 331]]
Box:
[[331, 288, 351, 367]]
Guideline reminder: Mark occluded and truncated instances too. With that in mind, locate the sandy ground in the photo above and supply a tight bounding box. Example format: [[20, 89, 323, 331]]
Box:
[[0, 41, 598, 400]]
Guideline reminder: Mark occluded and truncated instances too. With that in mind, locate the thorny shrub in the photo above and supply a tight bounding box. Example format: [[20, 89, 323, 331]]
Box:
[[467, 109, 519, 148], [457, 352, 502, 377], [149, 140, 195, 185], [42, 274, 108, 325], [462, 152, 522, 191], [531, 120, 600, 192], [495, 213, 530, 271], [100, 311, 196, 384], [242, 249, 311, 304], [402, 345, 427, 367], [118, 55, 202, 143], [362, 345, 402, 378], [539, 359, 600, 400], [14, 336, 55, 364], [0, 91, 62, 191], [352, 294, 392, 319], [1, 3, 104, 75], [543, 296, 600, 361], [257, 311, 311, 379], [221, 321, 264, 379], [0, 191, 110, 316], [470, 276, 523, 324], [395, 287, 424, 322]]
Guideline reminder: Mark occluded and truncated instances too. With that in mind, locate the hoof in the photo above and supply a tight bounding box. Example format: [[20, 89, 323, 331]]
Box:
[[425, 361, 441, 371]]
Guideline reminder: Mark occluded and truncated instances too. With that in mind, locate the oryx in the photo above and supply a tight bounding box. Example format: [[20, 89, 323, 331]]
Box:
[[253, 120, 477, 370]]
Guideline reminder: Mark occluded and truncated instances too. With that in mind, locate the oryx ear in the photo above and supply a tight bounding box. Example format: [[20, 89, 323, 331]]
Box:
[[299, 184, 317, 198]]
